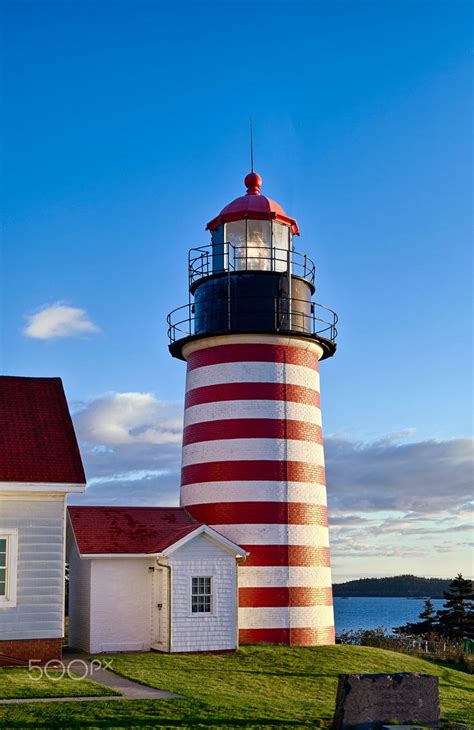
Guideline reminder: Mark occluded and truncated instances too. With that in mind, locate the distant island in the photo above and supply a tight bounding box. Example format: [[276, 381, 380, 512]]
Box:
[[332, 574, 451, 598]]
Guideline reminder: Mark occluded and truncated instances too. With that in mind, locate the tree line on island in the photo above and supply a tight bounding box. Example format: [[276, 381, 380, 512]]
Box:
[[333, 574, 452, 598]]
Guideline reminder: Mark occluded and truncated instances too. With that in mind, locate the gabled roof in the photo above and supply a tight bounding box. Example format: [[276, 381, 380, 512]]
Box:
[[68, 506, 201, 554], [68, 506, 247, 557], [0, 376, 86, 485]]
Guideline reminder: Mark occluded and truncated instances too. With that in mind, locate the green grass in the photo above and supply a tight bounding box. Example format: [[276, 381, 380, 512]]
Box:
[[0, 645, 471, 728], [0, 668, 118, 700]]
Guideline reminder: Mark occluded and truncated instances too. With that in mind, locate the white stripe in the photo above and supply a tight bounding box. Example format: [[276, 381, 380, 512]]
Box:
[[184, 400, 322, 427], [187, 361, 320, 392], [181, 482, 327, 506], [182, 439, 325, 467], [238, 605, 334, 629], [211, 524, 330, 547], [238, 566, 333, 588]]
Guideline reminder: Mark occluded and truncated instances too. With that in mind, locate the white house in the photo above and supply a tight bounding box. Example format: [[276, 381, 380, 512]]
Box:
[[67, 506, 247, 653], [0, 376, 86, 665]]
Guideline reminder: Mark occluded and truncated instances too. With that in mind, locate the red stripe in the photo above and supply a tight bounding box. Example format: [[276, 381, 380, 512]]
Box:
[[183, 419, 323, 445], [239, 586, 333, 607], [187, 502, 328, 526], [181, 461, 326, 486], [241, 545, 331, 567], [185, 382, 320, 408], [239, 627, 335, 646], [187, 344, 319, 371]]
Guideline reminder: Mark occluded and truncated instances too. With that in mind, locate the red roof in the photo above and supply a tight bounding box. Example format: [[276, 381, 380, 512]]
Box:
[[68, 506, 202, 554], [0, 376, 86, 484], [206, 172, 300, 235]]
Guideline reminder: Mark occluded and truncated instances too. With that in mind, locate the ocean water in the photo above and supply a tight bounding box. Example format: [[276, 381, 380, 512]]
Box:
[[333, 597, 445, 635]]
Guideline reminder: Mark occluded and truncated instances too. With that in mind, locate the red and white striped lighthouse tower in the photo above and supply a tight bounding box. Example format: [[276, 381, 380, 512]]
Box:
[[167, 171, 338, 645]]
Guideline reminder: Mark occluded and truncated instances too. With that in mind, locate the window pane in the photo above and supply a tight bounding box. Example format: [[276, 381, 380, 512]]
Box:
[[0, 539, 6, 554], [226, 221, 247, 271], [0, 553, 5, 568], [272, 222, 291, 273], [191, 576, 212, 613], [247, 220, 271, 271], [0, 563, 5, 596]]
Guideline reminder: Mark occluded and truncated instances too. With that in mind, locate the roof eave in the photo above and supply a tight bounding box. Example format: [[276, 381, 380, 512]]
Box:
[[206, 211, 299, 235], [0, 481, 86, 493]]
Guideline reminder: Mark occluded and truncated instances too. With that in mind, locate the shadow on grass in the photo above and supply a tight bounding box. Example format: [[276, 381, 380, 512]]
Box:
[[0, 709, 328, 729]]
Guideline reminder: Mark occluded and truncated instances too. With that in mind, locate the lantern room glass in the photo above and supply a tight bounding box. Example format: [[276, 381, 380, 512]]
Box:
[[224, 220, 292, 273]]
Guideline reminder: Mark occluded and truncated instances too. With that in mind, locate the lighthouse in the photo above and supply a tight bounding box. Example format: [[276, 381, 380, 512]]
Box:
[[167, 171, 338, 646]]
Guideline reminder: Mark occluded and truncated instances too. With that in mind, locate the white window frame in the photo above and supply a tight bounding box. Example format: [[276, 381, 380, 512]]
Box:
[[0, 528, 18, 608], [189, 575, 213, 616]]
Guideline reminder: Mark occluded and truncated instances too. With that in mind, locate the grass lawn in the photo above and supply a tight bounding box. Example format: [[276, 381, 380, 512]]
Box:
[[0, 668, 119, 700], [0, 645, 471, 728]]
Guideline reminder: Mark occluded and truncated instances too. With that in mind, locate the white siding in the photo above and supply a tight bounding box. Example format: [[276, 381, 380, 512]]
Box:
[[66, 531, 239, 654], [0, 494, 66, 640], [67, 539, 91, 652], [168, 534, 237, 653], [89, 558, 154, 653]]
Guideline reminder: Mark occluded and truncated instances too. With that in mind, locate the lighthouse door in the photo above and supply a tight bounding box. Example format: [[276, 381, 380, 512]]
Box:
[[152, 568, 168, 651]]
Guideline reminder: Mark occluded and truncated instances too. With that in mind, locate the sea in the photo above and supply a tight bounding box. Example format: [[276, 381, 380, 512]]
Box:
[[333, 597, 446, 635]]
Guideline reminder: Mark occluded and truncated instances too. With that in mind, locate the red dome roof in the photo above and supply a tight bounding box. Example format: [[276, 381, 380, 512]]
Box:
[[206, 172, 299, 235]]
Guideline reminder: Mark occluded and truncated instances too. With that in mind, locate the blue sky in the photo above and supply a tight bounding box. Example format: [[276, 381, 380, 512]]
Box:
[[2, 0, 472, 580]]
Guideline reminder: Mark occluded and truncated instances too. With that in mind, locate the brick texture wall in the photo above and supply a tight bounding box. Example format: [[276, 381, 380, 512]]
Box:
[[0, 637, 62, 665], [180, 337, 335, 646]]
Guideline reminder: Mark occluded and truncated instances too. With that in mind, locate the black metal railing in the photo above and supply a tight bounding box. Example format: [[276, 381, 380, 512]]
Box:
[[188, 243, 316, 288], [167, 295, 338, 345]]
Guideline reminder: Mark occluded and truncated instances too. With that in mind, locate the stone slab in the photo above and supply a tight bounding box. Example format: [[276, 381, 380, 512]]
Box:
[[333, 672, 439, 729]]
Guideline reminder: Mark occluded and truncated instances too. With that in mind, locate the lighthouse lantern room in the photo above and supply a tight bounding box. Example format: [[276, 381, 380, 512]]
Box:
[[167, 172, 338, 646]]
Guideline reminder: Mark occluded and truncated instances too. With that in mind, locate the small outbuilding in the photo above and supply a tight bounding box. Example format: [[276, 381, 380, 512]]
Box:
[[67, 506, 247, 654]]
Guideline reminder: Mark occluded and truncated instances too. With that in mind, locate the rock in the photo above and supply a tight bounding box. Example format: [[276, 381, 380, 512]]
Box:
[[333, 672, 439, 729]]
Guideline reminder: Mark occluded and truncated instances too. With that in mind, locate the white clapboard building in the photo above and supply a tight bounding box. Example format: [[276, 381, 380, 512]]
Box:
[[0, 376, 86, 665], [67, 506, 247, 653]]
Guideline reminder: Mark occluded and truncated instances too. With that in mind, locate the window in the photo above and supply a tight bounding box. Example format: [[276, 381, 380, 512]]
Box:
[[246, 220, 272, 271], [224, 220, 291, 273], [0, 539, 7, 597], [191, 576, 212, 614], [272, 221, 291, 273], [0, 530, 18, 607]]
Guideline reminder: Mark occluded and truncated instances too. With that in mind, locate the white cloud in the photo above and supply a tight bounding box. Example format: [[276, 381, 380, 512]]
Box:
[[74, 392, 183, 446], [23, 303, 100, 340], [70, 392, 183, 506]]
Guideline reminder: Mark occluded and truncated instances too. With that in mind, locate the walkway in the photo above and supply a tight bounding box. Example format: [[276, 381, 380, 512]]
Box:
[[0, 653, 180, 704]]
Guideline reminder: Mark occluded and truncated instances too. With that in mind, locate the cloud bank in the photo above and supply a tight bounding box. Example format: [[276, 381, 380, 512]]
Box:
[[23, 303, 100, 340], [325, 435, 473, 515], [70, 390, 473, 576]]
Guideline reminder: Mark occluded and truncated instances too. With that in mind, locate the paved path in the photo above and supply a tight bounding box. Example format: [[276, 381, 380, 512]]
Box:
[[0, 653, 180, 705]]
